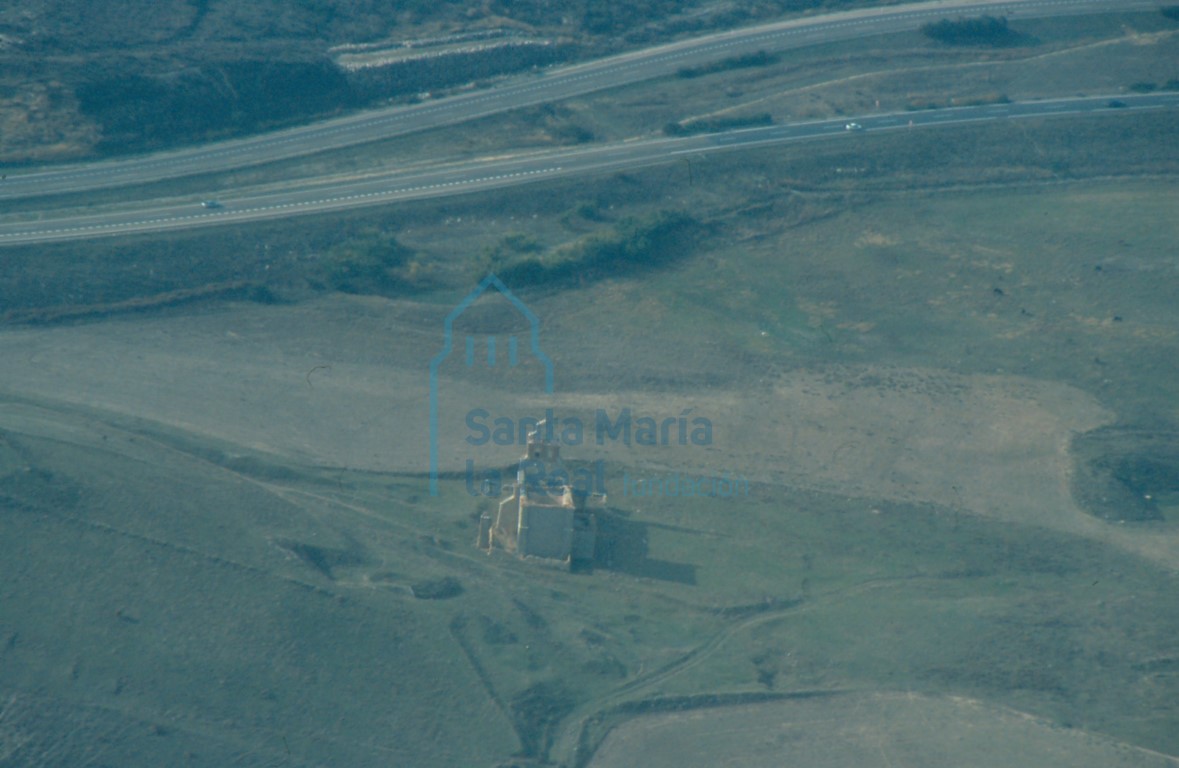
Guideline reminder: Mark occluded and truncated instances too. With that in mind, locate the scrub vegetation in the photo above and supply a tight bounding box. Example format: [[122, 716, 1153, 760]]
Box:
[[675, 50, 780, 79], [920, 15, 1034, 47], [484, 210, 701, 288]]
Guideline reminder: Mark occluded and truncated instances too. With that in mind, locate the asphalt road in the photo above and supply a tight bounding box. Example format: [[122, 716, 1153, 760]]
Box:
[[0, 0, 1164, 201], [1, 92, 1174, 246]]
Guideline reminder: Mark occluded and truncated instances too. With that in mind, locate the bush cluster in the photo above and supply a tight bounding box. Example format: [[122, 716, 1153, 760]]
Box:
[[488, 210, 699, 287], [920, 15, 1029, 47], [676, 50, 779, 79]]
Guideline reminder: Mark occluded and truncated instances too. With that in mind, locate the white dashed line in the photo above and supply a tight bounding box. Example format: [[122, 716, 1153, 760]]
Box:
[[2, 0, 1140, 196]]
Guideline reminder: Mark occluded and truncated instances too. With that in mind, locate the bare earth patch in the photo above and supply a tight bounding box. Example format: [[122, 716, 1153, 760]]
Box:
[[588, 691, 1179, 768], [3, 289, 1176, 570]]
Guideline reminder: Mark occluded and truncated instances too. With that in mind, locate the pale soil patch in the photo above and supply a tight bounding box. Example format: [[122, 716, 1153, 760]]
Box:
[[0, 81, 97, 162], [4, 291, 1176, 569], [588, 691, 1179, 768]]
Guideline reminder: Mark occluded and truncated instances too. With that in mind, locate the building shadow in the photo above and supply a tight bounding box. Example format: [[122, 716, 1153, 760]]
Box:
[[576, 508, 696, 585]]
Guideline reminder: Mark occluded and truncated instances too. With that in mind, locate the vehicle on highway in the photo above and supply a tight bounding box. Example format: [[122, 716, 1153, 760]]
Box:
[[845, 122, 863, 131], [201, 199, 223, 209]]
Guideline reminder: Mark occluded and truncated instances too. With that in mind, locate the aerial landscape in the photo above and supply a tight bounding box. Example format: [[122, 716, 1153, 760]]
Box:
[[1, 1, 1178, 766]]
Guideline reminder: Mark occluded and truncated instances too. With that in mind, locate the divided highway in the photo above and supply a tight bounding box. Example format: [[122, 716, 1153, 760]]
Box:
[[0, 0, 1164, 201], [2, 92, 1174, 246]]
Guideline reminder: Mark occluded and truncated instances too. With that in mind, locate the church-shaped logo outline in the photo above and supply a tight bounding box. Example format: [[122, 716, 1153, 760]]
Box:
[[428, 273, 554, 495]]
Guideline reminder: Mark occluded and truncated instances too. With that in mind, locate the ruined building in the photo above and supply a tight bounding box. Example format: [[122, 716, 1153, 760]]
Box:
[[477, 421, 603, 567]]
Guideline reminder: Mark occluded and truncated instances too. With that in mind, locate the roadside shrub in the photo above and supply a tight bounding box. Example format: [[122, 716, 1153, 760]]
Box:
[[491, 210, 700, 287], [676, 50, 779, 79], [920, 15, 1030, 47]]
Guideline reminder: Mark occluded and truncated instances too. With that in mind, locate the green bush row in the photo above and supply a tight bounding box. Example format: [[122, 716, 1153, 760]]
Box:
[[676, 50, 779, 79], [920, 15, 1029, 47]]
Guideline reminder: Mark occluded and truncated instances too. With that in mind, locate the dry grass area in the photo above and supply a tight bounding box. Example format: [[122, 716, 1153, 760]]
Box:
[[588, 692, 1179, 768], [0, 82, 97, 162], [3, 174, 1179, 764]]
